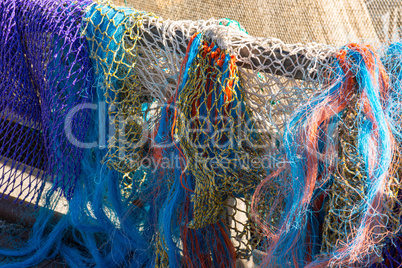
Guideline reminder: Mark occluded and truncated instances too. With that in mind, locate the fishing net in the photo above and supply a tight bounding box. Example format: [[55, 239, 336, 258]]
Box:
[[82, 1, 333, 263], [0, 0, 93, 204], [1, 0, 402, 267], [83, 3, 156, 175]]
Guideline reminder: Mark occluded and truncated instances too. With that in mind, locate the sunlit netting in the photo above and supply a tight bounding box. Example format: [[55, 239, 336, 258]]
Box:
[[173, 35, 267, 229], [0, 0, 93, 203], [83, 2, 157, 175], [371, 42, 402, 268], [250, 44, 402, 267], [1, 0, 402, 267], [122, 0, 402, 48]]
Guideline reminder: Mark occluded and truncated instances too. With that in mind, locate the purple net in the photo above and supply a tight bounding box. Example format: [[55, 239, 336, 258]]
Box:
[[0, 0, 93, 204]]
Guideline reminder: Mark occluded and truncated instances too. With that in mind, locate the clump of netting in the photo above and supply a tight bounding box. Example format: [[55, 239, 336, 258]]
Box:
[[173, 34, 266, 229], [82, 2, 402, 266], [0, 1, 159, 267], [83, 1, 271, 265], [83, 1, 157, 175]]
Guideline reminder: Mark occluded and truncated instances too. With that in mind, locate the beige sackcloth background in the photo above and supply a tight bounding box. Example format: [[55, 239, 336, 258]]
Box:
[[116, 0, 402, 48]]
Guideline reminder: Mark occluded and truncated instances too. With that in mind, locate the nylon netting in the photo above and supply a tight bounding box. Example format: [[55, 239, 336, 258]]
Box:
[[120, 0, 402, 48], [83, 3, 155, 176], [1, 0, 402, 267]]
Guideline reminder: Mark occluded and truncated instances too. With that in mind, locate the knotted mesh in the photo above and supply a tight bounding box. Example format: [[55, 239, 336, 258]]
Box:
[[0, 0, 92, 204]]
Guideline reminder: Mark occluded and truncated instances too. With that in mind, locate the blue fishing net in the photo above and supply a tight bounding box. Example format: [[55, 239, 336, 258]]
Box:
[[0, 0, 93, 203]]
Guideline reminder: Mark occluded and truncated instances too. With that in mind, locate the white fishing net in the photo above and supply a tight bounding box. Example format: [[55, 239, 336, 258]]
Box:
[[120, 0, 402, 48], [111, 2, 401, 265]]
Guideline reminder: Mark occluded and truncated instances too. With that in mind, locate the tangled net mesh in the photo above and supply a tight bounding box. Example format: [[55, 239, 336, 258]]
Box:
[[1, 0, 402, 267], [82, 0, 339, 261]]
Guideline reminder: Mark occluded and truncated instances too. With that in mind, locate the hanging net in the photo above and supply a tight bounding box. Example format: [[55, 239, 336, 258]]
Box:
[[121, 0, 402, 48], [1, 0, 402, 267], [0, 0, 93, 204]]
